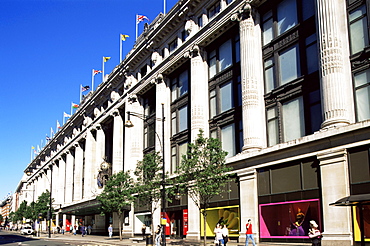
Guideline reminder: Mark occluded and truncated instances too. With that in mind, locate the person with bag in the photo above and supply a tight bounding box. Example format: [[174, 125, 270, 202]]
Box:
[[222, 224, 229, 246], [308, 220, 321, 246], [155, 225, 162, 246], [214, 224, 224, 246], [246, 219, 256, 246]]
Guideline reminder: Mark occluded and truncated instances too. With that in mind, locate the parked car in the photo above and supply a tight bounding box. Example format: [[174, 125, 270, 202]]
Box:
[[20, 225, 34, 235]]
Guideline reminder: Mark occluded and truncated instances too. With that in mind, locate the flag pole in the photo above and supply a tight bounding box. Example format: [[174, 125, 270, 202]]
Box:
[[30, 147, 33, 161], [120, 34, 122, 63], [79, 84, 82, 102], [70, 102, 73, 116], [102, 56, 105, 83], [164, 0, 166, 14], [91, 69, 95, 92], [136, 14, 138, 40]]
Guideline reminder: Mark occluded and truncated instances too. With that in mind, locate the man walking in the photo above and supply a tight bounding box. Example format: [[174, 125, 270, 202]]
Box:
[[246, 219, 256, 246]]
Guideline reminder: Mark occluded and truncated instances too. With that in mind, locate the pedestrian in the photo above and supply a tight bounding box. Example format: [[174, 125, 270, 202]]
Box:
[[142, 224, 146, 239], [222, 224, 229, 246], [80, 225, 86, 237], [245, 219, 256, 246], [108, 224, 113, 238], [155, 225, 161, 246], [87, 225, 92, 235], [214, 224, 224, 246], [308, 220, 321, 246], [61, 225, 65, 235], [72, 225, 77, 235]]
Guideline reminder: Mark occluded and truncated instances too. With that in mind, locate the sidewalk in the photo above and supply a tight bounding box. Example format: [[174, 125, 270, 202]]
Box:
[[43, 232, 311, 246]]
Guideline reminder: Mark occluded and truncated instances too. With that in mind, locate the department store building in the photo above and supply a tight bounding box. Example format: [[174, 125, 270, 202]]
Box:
[[18, 0, 370, 245]]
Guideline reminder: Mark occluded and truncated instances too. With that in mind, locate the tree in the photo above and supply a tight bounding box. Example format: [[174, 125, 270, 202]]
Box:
[[134, 152, 173, 237], [0, 214, 3, 225], [176, 130, 231, 246], [33, 190, 53, 221], [13, 201, 28, 223], [97, 170, 135, 241]]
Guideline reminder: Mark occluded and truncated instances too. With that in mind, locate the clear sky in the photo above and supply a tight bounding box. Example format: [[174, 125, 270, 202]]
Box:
[[0, 0, 179, 201]]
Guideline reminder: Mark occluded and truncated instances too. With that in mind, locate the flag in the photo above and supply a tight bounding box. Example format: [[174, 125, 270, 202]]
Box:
[[103, 57, 111, 62], [93, 69, 102, 75], [57, 120, 61, 129], [32, 146, 35, 149], [137, 14, 149, 24], [64, 112, 71, 118], [51, 127, 54, 137], [121, 34, 129, 41], [72, 102, 79, 109], [81, 85, 90, 92], [46, 135, 51, 141]]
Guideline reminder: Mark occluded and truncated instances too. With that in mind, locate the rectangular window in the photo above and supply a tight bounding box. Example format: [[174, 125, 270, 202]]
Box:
[[279, 44, 300, 85], [198, 15, 203, 27], [221, 123, 235, 157], [171, 111, 176, 136], [208, 2, 220, 19], [349, 5, 369, 55], [262, 11, 273, 45], [179, 105, 188, 132], [169, 38, 178, 53], [219, 39, 233, 71], [267, 107, 279, 146], [171, 70, 189, 102], [277, 0, 298, 35], [264, 58, 275, 93], [305, 34, 319, 74], [210, 89, 217, 118], [308, 90, 322, 133], [220, 81, 233, 113], [354, 69, 370, 121], [282, 97, 305, 142]]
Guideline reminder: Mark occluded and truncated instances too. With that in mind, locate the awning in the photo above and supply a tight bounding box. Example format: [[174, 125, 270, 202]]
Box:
[[330, 194, 370, 246], [330, 194, 370, 206]]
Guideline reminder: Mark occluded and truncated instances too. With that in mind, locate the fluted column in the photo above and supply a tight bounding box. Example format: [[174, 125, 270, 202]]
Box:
[[316, 0, 354, 128], [73, 143, 83, 201], [65, 150, 74, 204], [233, 4, 266, 151], [84, 130, 96, 199], [156, 75, 170, 174], [188, 45, 209, 140], [95, 124, 105, 192], [58, 156, 66, 205], [52, 162, 60, 205], [124, 96, 144, 173], [112, 109, 124, 174]]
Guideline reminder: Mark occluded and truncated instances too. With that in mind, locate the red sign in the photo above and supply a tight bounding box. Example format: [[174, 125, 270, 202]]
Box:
[[183, 209, 188, 235]]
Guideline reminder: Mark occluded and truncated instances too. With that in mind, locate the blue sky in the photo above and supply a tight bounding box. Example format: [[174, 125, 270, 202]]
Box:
[[0, 0, 178, 201]]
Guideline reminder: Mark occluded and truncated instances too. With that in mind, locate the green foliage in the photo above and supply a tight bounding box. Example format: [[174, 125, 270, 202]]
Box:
[[12, 201, 28, 222], [0, 214, 3, 223], [96, 170, 135, 241], [97, 170, 135, 215], [134, 152, 174, 235], [33, 190, 53, 220], [176, 129, 231, 246]]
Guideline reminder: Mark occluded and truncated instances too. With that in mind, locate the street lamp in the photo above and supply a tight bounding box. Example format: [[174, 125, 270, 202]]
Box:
[[125, 103, 166, 246], [25, 166, 53, 239]]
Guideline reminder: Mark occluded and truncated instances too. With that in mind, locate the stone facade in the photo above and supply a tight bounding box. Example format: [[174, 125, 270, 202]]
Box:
[[17, 0, 370, 245]]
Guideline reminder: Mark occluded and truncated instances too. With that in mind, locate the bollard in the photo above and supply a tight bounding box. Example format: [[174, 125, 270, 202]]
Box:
[[146, 235, 153, 246]]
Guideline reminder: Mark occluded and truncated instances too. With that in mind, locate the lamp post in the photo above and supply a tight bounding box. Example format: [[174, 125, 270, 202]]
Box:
[[125, 103, 166, 246], [25, 166, 53, 239]]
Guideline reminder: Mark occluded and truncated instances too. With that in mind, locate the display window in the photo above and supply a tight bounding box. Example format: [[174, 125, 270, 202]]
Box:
[[200, 205, 240, 237], [353, 205, 370, 242], [259, 199, 321, 238]]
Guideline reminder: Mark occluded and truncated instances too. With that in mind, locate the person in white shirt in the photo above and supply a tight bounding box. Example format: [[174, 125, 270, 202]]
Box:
[[221, 224, 229, 246]]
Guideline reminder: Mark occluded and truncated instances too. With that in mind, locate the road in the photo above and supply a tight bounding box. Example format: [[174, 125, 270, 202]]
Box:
[[0, 230, 106, 246]]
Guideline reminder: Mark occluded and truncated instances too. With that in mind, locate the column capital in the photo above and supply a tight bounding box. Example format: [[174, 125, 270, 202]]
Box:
[[231, 1, 252, 22]]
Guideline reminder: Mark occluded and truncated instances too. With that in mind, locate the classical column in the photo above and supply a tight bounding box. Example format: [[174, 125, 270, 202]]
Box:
[[124, 96, 144, 173], [64, 150, 74, 204], [156, 75, 170, 172], [58, 156, 66, 205], [317, 149, 352, 246], [188, 45, 209, 140], [233, 3, 266, 151], [112, 109, 124, 174], [186, 193, 200, 240], [316, 0, 354, 128], [52, 162, 59, 205], [238, 170, 258, 243], [84, 130, 96, 198], [73, 142, 83, 201], [95, 124, 105, 192]]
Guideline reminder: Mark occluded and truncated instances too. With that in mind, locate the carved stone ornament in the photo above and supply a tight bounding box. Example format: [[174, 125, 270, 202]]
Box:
[[110, 90, 119, 102], [185, 19, 195, 35], [128, 94, 138, 103], [231, 0, 252, 22], [97, 161, 112, 188]]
